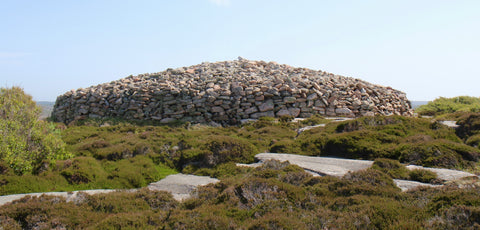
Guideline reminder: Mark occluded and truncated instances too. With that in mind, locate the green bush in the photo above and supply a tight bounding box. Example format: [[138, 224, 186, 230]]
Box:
[[0, 87, 72, 174], [416, 96, 480, 116], [371, 158, 409, 179], [300, 114, 328, 126], [60, 157, 107, 185], [269, 139, 302, 154], [396, 140, 479, 168], [457, 113, 480, 139], [278, 115, 294, 123], [466, 134, 480, 148], [408, 169, 438, 183], [201, 135, 258, 166], [331, 169, 400, 197], [322, 130, 398, 159]]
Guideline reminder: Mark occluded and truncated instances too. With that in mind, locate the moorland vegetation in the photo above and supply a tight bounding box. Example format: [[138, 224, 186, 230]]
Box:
[[1, 88, 480, 229], [416, 96, 480, 117]]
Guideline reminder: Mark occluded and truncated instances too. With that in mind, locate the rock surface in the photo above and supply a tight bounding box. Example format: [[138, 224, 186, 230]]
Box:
[[0, 189, 119, 207], [147, 173, 220, 201], [0, 174, 219, 207], [52, 58, 413, 124], [393, 179, 442, 191], [246, 153, 478, 191], [406, 165, 476, 181], [439, 120, 459, 128], [254, 153, 373, 177]]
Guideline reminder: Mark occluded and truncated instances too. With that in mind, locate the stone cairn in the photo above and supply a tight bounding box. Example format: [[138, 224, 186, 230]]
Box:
[[52, 58, 413, 125]]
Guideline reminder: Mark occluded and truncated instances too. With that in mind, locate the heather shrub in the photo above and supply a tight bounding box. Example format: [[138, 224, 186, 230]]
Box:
[[251, 116, 276, 128], [60, 156, 107, 185], [201, 135, 258, 166], [416, 96, 480, 116], [269, 139, 302, 154], [194, 162, 252, 179], [466, 134, 480, 148], [0, 172, 68, 195], [408, 169, 438, 183], [396, 140, 479, 169], [457, 113, 480, 139], [322, 130, 398, 159], [426, 205, 480, 229], [371, 158, 409, 179], [300, 114, 329, 126], [247, 210, 307, 230], [335, 169, 400, 196], [105, 156, 175, 188], [278, 115, 294, 123], [93, 212, 155, 230]]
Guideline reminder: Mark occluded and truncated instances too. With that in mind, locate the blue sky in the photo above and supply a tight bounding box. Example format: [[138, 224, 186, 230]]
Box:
[[1, 0, 479, 101]]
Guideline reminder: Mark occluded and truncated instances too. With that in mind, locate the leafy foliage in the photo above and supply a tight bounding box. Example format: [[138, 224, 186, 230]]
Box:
[[0, 87, 72, 174]]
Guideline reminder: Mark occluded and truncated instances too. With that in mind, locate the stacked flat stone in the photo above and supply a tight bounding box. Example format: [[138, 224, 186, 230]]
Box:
[[52, 58, 413, 125]]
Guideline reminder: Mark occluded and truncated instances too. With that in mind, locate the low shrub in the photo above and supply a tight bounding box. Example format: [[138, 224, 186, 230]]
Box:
[[201, 135, 258, 167], [278, 115, 294, 123], [426, 205, 480, 229], [269, 139, 302, 154], [396, 140, 479, 169], [457, 113, 480, 139], [408, 169, 438, 183], [322, 130, 398, 159], [335, 169, 400, 196], [416, 96, 480, 116], [466, 134, 480, 148], [300, 114, 329, 126], [371, 158, 409, 179]]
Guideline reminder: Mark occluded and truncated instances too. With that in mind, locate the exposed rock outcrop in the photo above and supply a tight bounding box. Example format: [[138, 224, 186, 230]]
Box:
[[241, 153, 478, 191], [0, 174, 220, 206], [52, 58, 413, 124]]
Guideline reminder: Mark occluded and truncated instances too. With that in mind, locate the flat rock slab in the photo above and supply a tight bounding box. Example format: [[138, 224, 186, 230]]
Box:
[[406, 165, 476, 181], [297, 124, 326, 134], [393, 179, 442, 192], [439, 120, 459, 128], [252, 153, 479, 191], [255, 153, 374, 177], [0, 174, 220, 206], [147, 173, 220, 201], [0, 189, 118, 207]]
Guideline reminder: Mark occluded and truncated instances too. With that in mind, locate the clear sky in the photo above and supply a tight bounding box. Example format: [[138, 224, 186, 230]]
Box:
[[1, 0, 479, 102]]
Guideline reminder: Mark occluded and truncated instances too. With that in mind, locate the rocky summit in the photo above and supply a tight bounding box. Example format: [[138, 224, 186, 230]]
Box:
[[52, 58, 413, 125]]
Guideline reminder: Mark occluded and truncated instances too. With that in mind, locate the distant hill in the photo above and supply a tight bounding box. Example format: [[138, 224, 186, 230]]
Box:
[[36, 101, 55, 120], [410, 101, 429, 109]]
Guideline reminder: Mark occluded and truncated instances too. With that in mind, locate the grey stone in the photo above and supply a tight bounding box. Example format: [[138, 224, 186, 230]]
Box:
[[211, 106, 225, 113], [276, 108, 290, 117], [284, 97, 296, 103], [288, 108, 301, 117], [258, 99, 274, 112]]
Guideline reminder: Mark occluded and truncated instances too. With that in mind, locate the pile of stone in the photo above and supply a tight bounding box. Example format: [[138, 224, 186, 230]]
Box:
[[52, 57, 413, 124]]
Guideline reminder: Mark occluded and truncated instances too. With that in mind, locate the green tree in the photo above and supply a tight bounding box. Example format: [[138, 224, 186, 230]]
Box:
[[0, 87, 71, 174]]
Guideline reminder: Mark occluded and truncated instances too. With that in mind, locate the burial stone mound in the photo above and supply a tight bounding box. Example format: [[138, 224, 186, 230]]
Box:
[[52, 58, 413, 125]]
